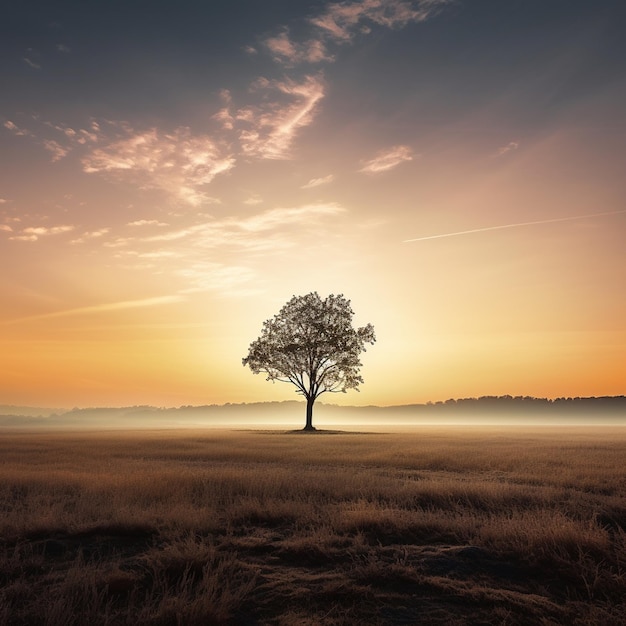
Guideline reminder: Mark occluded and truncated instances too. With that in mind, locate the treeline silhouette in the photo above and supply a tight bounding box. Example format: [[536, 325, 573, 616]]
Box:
[[419, 395, 626, 413], [0, 396, 624, 428]]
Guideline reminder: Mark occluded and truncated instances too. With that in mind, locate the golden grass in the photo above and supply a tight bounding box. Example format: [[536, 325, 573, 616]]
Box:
[[0, 426, 625, 624]]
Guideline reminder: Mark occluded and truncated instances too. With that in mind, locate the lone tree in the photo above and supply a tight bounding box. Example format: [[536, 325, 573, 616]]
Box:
[[242, 292, 376, 431]]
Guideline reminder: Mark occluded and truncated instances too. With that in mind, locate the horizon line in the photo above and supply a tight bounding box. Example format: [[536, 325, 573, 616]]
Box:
[[3, 394, 625, 413]]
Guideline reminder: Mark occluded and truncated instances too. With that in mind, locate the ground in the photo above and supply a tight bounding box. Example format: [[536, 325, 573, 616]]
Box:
[[1, 426, 625, 624]]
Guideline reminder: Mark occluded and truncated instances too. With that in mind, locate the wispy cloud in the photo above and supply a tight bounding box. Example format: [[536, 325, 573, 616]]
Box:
[[4, 120, 31, 137], [44, 120, 98, 143], [5, 117, 99, 157], [310, 0, 448, 42], [23, 57, 41, 69], [103, 205, 346, 286], [5, 0, 448, 206], [133, 203, 345, 248], [301, 174, 335, 189], [107, 203, 346, 296], [43, 139, 70, 161], [127, 220, 169, 227], [70, 228, 111, 244], [0, 225, 13, 232], [243, 194, 264, 205], [22, 47, 42, 69], [9, 235, 38, 242], [264, 31, 333, 65], [237, 75, 325, 159], [177, 263, 258, 295], [495, 141, 520, 157], [7, 116, 233, 206], [211, 89, 235, 130], [359, 145, 414, 173], [10, 224, 75, 241], [3, 295, 184, 325], [82, 124, 235, 206], [23, 225, 75, 236], [236, 204, 343, 232], [259, 0, 447, 71], [403, 209, 626, 243], [136, 250, 182, 259]]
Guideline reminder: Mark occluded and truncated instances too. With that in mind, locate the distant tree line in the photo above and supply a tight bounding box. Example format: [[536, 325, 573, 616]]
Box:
[[419, 395, 626, 413], [1, 396, 624, 429]]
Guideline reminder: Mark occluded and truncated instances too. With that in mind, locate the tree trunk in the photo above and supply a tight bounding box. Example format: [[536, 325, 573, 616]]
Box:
[[303, 395, 316, 431]]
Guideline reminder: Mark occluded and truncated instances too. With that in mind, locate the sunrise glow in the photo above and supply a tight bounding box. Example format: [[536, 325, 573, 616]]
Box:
[[1, 0, 625, 408]]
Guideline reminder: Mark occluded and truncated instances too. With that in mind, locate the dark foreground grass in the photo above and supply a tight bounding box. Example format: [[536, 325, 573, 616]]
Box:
[[1, 426, 625, 625]]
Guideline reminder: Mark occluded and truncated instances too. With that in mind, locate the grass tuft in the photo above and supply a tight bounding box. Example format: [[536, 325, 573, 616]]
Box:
[[0, 426, 625, 624]]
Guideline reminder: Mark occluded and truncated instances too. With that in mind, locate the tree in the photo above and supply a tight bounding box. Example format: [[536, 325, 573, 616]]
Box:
[[242, 292, 376, 430]]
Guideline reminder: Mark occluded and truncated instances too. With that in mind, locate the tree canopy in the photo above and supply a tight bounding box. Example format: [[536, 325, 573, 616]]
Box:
[[242, 292, 375, 430]]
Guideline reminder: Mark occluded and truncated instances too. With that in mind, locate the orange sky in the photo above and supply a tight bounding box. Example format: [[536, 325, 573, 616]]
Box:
[[1, 0, 625, 408]]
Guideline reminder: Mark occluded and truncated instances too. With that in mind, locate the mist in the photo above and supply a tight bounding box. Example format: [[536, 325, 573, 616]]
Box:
[[1, 396, 624, 431]]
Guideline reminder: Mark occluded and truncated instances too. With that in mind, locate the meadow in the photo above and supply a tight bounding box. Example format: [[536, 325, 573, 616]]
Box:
[[1, 426, 625, 625]]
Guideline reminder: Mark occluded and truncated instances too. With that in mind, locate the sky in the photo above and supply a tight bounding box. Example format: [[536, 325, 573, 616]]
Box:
[[1, 0, 625, 409]]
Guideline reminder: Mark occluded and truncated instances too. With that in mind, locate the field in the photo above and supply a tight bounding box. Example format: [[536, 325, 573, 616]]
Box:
[[1, 426, 625, 625]]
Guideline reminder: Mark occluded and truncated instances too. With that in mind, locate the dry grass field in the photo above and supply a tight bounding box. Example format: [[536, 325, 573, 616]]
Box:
[[1, 426, 625, 625]]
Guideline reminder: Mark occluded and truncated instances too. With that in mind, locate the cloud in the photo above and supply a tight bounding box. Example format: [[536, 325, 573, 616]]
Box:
[[23, 225, 74, 236], [303, 39, 334, 63], [43, 139, 70, 162], [127, 220, 169, 227], [43, 121, 100, 149], [107, 204, 346, 295], [82, 124, 235, 206], [495, 141, 520, 157], [9, 235, 39, 242], [20, 225, 75, 240], [212, 108, 235, 130], [264, 32, 297, 60], [5, 0, 451, 215], [237, 74, 325, 159], [211, 89, 235, 130], [0, 225, 13, 232], [3, 295, 184, 325], [44, 121, 95, 142], [3, 120, 31, 137], [0, 198, 7, 204], [301, 174, 335, 189], [257, 0, 447, 74], [110, 203, 346, 255], [5, 117, 99, 163], [9, 225, 74, 241], [23, 57, 41, 70], [235, 203, 344, 233], [161, 203, 342, 243], [70, 228, 111, 244], [243, 194, 264, 205], [264, 31, 333, 65], [136, 250, 182, 259], [176, 263, 258, 295], [7, 116, 233, 206], [310, 0, 447, 42], [359, 145, 414, 173]]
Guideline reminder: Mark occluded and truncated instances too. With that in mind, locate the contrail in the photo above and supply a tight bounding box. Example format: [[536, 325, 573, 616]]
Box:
[[403, 209, 626, 243], [3, 295, 184, 325]]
